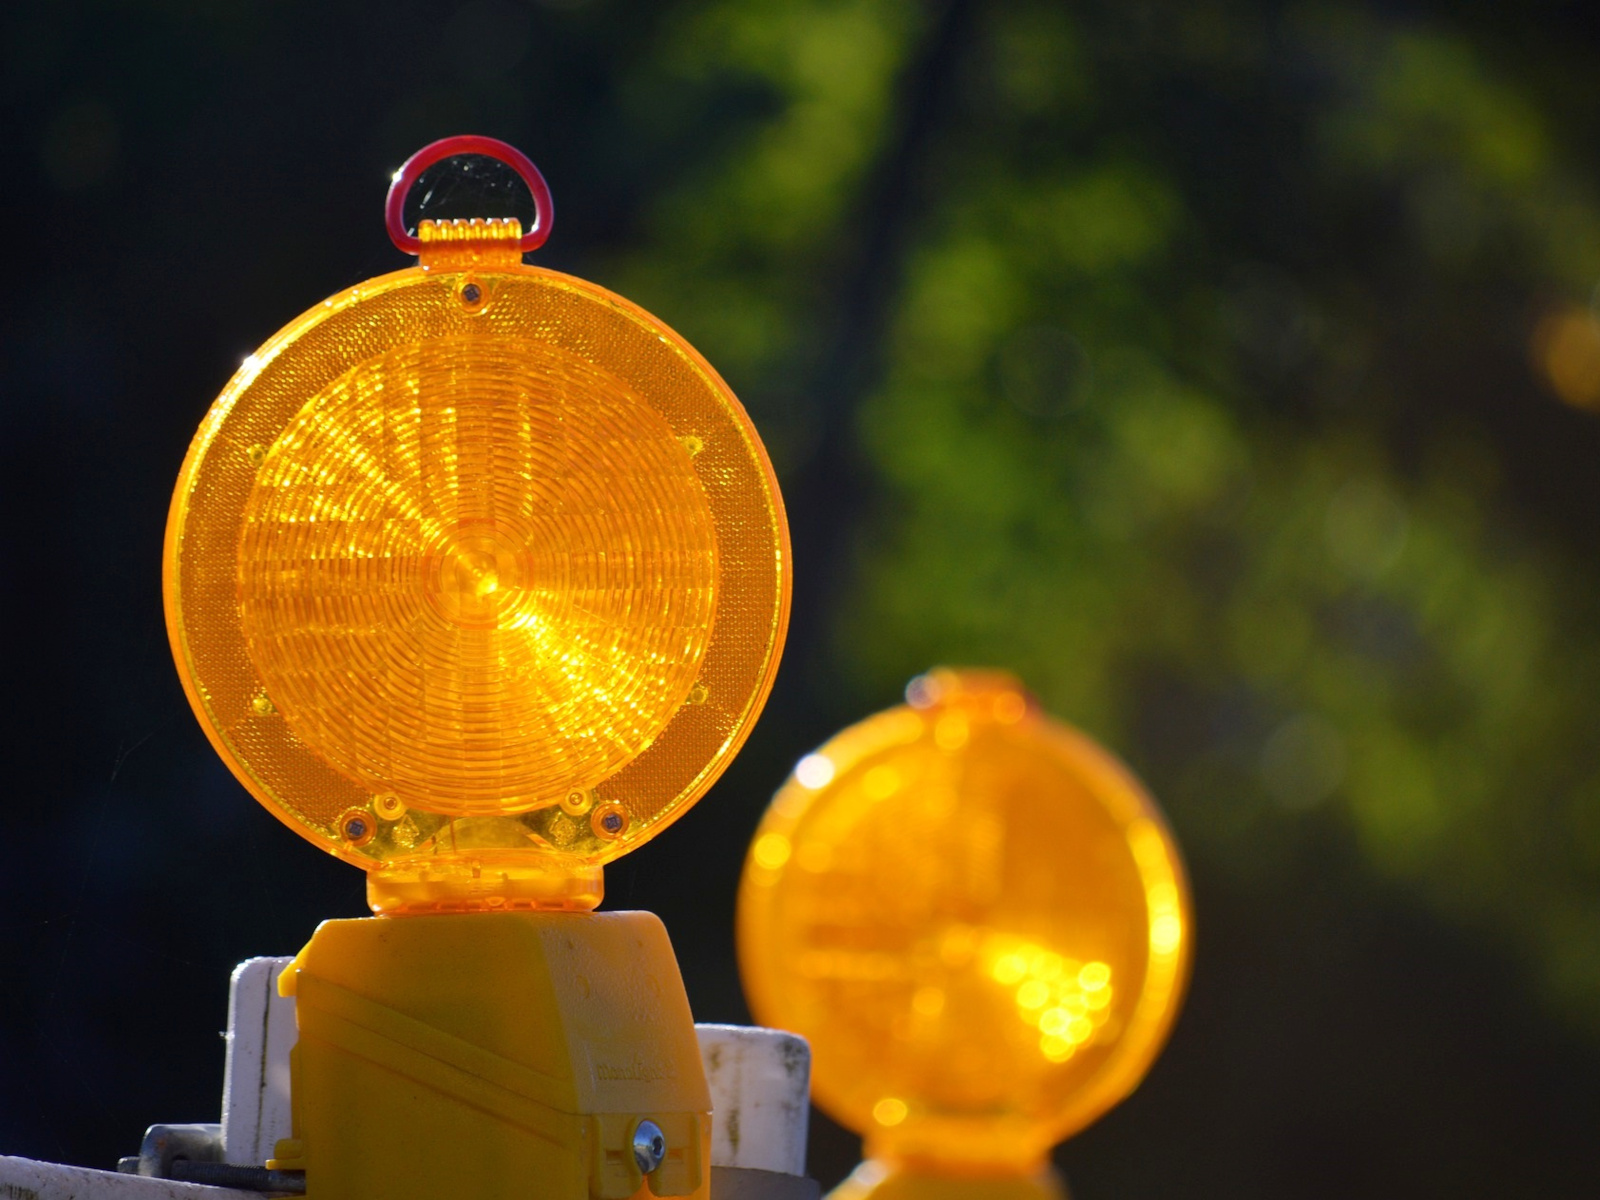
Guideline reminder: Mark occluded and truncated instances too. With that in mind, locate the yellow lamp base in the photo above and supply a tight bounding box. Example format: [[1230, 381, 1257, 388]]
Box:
[[275, 910, 711, 1200], [828, 1161, 1068, 1200]]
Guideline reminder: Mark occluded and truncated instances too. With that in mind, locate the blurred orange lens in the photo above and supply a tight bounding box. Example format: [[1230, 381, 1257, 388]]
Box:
[[737, 669, 1190, 1173]]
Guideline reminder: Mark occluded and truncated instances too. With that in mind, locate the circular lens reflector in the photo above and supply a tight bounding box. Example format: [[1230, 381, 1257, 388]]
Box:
[[737, 670, 1189, 1172], [166, 264, 789, 880]]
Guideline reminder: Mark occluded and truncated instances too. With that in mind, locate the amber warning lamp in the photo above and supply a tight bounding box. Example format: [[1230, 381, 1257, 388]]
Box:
[[165, 136, 789, 1199], [738, 670, 1190, 1200]]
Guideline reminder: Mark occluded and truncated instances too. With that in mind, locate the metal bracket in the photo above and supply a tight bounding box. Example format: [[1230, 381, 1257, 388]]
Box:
[[711, 1165, 823, 1199]]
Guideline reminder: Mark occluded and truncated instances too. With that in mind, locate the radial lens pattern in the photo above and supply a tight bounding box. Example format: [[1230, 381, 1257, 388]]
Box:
[[238, 336, 717, 815], [166, 265, 789, 875]]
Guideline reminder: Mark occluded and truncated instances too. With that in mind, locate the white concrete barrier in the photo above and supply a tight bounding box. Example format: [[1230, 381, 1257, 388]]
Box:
[[695, 1022, 812, 1178], [219, 957, 296, 1168]]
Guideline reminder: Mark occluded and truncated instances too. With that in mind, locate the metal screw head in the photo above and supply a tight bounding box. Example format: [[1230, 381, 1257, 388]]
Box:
[[631, 1120, 666, 1175], [338, 810, 374, 846], [591, 803, 629, 839]]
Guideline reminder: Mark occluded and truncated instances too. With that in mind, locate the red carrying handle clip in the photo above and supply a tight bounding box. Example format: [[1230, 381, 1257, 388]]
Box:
[[385, 135, 554, 256]]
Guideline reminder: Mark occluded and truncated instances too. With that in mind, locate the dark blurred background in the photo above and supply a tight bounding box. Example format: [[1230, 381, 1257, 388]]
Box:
[[6, 0, 1600, 1193]]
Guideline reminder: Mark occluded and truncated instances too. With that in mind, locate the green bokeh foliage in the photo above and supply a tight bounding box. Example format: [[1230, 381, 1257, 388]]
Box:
[[616, 0, 1600, 1037]]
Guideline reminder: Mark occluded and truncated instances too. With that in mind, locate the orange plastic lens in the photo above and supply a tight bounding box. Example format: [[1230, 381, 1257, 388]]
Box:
[[236, 335, 718, 816], [166, 252, 789, 907], [737, 670, 1191, 1174]]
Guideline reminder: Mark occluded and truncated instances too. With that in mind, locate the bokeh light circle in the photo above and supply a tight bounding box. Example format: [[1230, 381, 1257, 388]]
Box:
[[166, 264, 789, 873], [737, 670, 1190, 1172]]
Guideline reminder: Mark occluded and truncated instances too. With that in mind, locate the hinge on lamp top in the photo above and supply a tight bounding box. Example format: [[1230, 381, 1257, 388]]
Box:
[[416, 216, 524, 271]]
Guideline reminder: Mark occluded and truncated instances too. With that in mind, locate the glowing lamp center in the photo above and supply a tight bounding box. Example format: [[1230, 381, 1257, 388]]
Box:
[[429, 525, 527, 628]]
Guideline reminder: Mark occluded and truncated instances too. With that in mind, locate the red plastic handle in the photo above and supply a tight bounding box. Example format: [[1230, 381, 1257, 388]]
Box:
[[385, 135, 554, 255]]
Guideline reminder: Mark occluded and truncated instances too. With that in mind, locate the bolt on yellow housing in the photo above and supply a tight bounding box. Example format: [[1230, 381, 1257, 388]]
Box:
[[164, 212, 789, 915], [738, 669, 1191, 1195]]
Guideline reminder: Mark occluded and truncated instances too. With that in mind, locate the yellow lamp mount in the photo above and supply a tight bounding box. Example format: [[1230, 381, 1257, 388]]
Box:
[[738, 670, 1191, 1199], [165, 136, 791, 1200]]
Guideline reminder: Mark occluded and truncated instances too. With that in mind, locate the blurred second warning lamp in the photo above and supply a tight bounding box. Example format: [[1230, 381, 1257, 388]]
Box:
[[164, 135, 791, 1199], [738, 669, 1192, 1200]]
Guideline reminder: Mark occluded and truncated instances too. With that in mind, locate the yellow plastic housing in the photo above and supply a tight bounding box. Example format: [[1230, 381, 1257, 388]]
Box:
[[737, 670, 1191, 1179], [165, 223, 789, 912], [275, 910, 710, 1199]]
